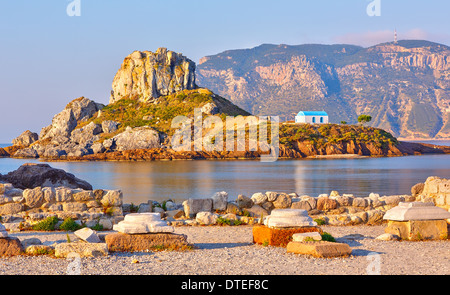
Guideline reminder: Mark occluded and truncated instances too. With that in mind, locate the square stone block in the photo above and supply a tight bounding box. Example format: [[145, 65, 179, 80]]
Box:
[[286, 241, 352, 258], [385, 220, 448, 240], [252, 225, 322, 247], [105, 232, 191, 252]]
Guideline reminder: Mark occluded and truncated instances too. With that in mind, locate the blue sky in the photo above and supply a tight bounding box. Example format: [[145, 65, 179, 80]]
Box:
[[1, 0, 449, 142]]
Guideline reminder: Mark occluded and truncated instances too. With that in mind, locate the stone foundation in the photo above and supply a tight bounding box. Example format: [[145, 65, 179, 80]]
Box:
[[105, 232, 191, 252], [286, 241, 352, 258]]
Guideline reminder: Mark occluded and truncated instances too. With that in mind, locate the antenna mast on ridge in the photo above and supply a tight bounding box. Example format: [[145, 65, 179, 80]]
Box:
[[394, 29, 398, 44]]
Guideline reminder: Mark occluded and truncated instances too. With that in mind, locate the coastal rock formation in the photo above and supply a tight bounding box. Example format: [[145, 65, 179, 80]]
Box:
[[109, 48, 196, 104], [1, 163, 92, 190]]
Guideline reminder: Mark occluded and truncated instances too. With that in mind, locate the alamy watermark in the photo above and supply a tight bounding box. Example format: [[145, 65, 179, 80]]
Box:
[[67, 0, 81, 17], [66, 252, 81, 275], [366, 0, 381, 17], [171, 109, 280, 162], [366, 252, 381, 275]]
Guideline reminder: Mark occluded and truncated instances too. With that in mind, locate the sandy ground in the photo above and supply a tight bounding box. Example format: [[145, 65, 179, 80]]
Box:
[[0, 225, 449, 275]]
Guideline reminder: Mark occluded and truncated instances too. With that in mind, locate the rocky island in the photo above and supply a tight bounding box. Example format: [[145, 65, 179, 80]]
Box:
[[1, 47, 449, 161]]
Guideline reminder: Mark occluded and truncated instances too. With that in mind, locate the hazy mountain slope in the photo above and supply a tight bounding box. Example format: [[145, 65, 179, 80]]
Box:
[[197, 41, 450, 139]]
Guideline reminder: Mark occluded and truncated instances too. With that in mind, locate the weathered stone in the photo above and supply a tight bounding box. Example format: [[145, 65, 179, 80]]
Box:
[[72, 190, 94, 202], [317, 196, 338, 211], [62, 202, 87, 212], [101, 120, 119, 134], [101, 190, 123, 207], [0, 224, 8, 238], [196, 211, 219, 225], [245, 204, 269, 218], [211, 191, 228, 211], [352, 197, 368, 208], [291, 200, 313, 211], [0, 237, 24, 256], [225, 203, 242, 215], [112, 126, 160, 151], [411, 183, 425, 197], [1, 163, 92, 190], [23, 187, 44, 208], [286, 241, 352, 258], [12, 130, 39, 147], [0, 203, 24, 215], [383, 202, 450, 221], [236, 194, 253, 208], [74, 227, 101, 243], [383, 195, 405, 206], [109, 48, 196, 104], [251, 192, 267, 205], [272, 193, 292, 209], [55, 242, 108, 258], [335, 195, 353, 207], [105, 232, 191, 252], [385, 219, 448, 240], [366, 209, 385, 225], [99, 218, 113, 230], [183, 198, 213, 218], [265, 191, 279, 202]]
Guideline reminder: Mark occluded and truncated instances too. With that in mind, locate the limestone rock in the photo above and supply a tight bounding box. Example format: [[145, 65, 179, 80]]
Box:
[[112, 126, 160, 151], [292, 232, 322, 242], [211, 191, 228, 211], [74, 227, 101, 243], [12, 130, 39, 147], [101, 120, 119, 134], [272, 193, 292, 209], [375, 233, 401, 241], [251, 192, 267, 205], [105, 232, 190, 252], [0, 237, 24, 256], [21, 238, 42, 248], [183, 198, 213, 218], [236, 194, 253, 208], [23, 187, 44, 208], [286, 241, 352, 258], [55, 242, 108, 258], [1, 163, 92, 190], [0, 203, 24, 215], [0, 224, 8, 238], [196, 211, 218, 225], [26, 245, 54, 255], [109, 48, 196, 104]]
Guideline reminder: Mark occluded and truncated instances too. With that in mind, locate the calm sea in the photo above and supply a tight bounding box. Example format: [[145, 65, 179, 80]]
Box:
[[1, 141, 449, 204]]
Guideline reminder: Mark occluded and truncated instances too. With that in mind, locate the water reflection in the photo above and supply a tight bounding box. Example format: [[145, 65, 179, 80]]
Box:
[[0, 154, 449, 204]]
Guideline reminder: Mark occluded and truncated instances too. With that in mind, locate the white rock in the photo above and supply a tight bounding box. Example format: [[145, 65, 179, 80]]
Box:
[[0, 223, 8, 238], [251, 192, 267, 205], [376, 233, 400, 241], [113, 213, 174, 234], [74, 227, 101, 243], [196, 211, 219, 225]]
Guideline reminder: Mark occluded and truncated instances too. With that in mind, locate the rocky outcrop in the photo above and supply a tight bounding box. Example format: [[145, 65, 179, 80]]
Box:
[[12, 130, 38, 147], [1, 163, 92, 190], [111, 126, 160, 151], [109, 48, 196, 104]]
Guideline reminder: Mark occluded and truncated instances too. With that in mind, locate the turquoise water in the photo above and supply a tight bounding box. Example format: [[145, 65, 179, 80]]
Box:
[[1, 153, 449, 204]]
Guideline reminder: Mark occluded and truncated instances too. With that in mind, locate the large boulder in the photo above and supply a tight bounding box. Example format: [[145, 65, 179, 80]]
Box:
[[12, 130, 39, 147], [109, 48, 196, 104], [1, 163, 92, 190], [111, 126, 160, 151]]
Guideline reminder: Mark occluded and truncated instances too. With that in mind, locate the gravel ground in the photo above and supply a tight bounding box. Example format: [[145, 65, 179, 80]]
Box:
[[1, 225, 449, 275]]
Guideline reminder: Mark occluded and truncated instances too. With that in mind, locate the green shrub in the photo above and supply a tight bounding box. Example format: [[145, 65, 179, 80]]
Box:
[[89, 223, 104, 231], [59, 218, 82, 231], [314, 218, 326, 226], [321, 232, 336, 242], [32, 216, 59, 231]]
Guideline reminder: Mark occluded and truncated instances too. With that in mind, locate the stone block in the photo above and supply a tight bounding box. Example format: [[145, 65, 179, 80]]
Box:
[[23, 187, 44, 208], [383, 202, 450, 221], [0, 203, 24, 215], [183, 198, 213, 218], [0, 237, 24, 256], [272, 193, 292, 209], [317, 196, 338, 211], [196, 211, 218, 225], [74, 227, 101, 243], [251, 192, 267, 205], [73, 190, 94, 202], [286, 241, 352, 258], [292, 232, 322, 242], [211, 191, 228, 211], [105, 232, 190, 252], [236, 194, 253, 208], [252, 225, 322, 247], [385, 219, 448, 240], [55, 242, 108, 258]]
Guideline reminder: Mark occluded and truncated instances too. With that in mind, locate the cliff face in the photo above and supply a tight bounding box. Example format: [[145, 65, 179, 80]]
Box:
[[197, 41, 450, 139], [110, 48, 196, 104]]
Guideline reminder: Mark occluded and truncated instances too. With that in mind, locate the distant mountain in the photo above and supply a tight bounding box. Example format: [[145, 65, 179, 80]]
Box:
[[197, 40, 450, 139]]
